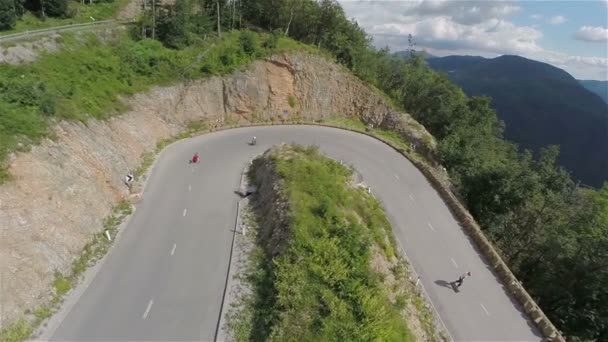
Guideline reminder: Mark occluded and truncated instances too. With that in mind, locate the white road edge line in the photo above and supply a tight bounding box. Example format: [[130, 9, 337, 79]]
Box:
[[142, 300, 154, 319], [480, 303, 490, 316], [171, 244, 177, 256], [394, 238, 454, 342], [183, 209, 187, 217], [427, 222, 436, 231], [451, 258, 458, 268]]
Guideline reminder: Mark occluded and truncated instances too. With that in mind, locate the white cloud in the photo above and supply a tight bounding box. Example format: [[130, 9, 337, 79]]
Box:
[[527, 50, 608, 78], [573, 26, 608, 42], [339, 0, 521, 26], [337, 0, 608, 80], [370, 17, 543, 55], [530, 14, 543, 20], [548, 15, 567, 24]]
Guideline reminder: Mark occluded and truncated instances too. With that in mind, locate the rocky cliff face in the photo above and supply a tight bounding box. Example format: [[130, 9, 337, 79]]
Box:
[[0, 52, 434, 327]]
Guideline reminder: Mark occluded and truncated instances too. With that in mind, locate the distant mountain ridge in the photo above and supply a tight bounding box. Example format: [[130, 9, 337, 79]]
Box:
[[392, 50, 436, 59], [421, 54, 608, 188], [578, 80, 608, 103]]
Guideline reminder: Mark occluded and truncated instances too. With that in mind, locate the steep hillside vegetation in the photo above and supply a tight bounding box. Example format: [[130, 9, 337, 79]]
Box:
[[579, 79, 608, 103], [427, 54, 608, 188]]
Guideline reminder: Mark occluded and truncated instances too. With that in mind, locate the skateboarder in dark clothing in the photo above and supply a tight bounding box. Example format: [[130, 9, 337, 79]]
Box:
[[455, 271, 472, 288]]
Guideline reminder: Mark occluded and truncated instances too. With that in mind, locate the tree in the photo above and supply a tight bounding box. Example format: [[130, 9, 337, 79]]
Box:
[[155, 0, 189, 48], [0, 0, 16, 30], [44, 0, 68, 17], [190, 0, 213, 36]]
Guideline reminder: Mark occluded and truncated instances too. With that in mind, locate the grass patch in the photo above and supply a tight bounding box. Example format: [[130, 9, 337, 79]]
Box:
[[32, 306, 52, 321], [240, 144, 413, 341], [287, 95, 296, 108], [52, 271, 71, 296], [0, 319, 34, 342], [325, 116, 368, 131], [134, 152, 155, 177], [325, 116, 424, 158]]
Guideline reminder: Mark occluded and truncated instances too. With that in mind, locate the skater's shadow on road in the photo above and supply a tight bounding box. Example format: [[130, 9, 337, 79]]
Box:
[[435, 280, 459, 293], [234, 190, 255, 198]]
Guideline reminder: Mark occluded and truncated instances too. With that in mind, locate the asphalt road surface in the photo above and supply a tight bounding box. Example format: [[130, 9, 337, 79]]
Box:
[[50, 126, 542, 342]]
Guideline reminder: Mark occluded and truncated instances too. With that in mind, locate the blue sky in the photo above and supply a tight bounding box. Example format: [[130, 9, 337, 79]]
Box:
[[338, 0, 608, 80], [512, 1, 607, 57]]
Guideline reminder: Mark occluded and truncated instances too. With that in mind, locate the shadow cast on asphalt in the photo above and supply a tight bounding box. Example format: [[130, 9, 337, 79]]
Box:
[[435, 280, 460, 292], [434, 280, 460, 293]]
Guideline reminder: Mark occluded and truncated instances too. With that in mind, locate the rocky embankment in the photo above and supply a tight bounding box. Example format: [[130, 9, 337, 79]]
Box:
[[0, 52, 434, 328]]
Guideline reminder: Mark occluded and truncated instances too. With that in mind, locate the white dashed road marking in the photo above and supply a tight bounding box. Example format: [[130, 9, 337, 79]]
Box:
[[188, 185, 191, 192], [451, 258, 459, 268], [142, 300, 154, 319], [183, 209, 187, 217], [409, 194, 414, 201], [427, 222, 436, 231], [480, 303, 490, 316], [394, 174, 399, 180], [170, 244, 176, 256]]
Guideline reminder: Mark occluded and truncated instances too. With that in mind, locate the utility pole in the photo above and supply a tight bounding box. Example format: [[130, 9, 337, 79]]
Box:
[[216, 0, 221, 38]]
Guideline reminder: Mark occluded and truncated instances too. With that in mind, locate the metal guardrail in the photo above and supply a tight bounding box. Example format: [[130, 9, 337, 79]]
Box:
[[0, 19, 134, 43]]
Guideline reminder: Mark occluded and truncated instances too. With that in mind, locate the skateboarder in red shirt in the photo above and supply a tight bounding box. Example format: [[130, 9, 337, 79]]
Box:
[[191, 153, 200, 164]]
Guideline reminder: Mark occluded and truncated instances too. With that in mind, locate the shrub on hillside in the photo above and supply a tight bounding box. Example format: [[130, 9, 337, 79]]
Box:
[[239, 30, 259, 56], [0, 0, 16, 30]]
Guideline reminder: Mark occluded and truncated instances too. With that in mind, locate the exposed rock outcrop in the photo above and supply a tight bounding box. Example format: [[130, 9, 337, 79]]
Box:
[[0, 52, 434, 328]]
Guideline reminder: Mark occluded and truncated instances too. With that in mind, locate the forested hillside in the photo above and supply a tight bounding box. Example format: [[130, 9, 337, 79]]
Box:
[[426, 55, 608, 188]]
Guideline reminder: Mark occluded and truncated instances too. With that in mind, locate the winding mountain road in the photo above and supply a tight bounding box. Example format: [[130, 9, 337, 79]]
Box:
[[48, 126, 542, 342]]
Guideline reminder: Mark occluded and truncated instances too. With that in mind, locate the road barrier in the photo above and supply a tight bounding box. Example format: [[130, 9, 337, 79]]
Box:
[[0, 19, 134, 43]]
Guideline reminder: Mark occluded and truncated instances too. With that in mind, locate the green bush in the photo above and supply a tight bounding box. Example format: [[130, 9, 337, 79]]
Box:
[[262, 29, 281, 50], [0, 0, 16, 30], [239, 30, 259, 56], [53, 272, 71, 296]]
